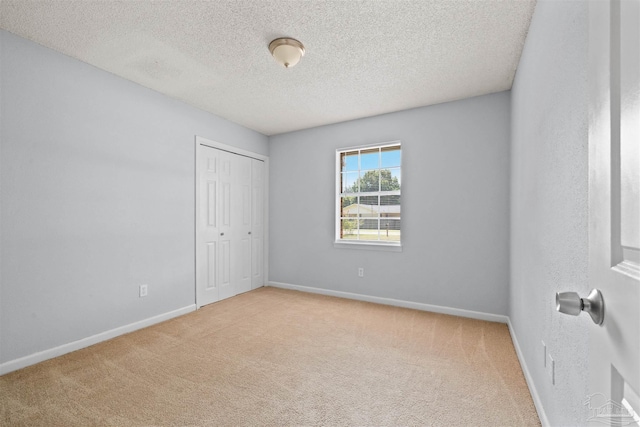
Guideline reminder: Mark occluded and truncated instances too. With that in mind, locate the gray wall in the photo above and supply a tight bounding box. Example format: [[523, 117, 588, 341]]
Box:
[[510, 0, 589, 425], [0, 30, 268, 364], [269, 92, 511, 315], [1, 5, 593, 423]]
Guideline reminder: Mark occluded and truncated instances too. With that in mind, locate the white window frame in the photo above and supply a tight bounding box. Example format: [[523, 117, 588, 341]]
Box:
[[334, 141, 402, 252]]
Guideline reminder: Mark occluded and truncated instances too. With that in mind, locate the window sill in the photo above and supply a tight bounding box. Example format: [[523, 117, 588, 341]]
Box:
[[333, 241, 403, 252]]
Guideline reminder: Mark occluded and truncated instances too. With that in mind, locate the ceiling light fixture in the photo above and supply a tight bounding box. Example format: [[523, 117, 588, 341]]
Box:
[[269, 38, 305, 69]]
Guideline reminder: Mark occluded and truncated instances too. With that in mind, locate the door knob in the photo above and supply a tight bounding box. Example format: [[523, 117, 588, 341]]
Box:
[[220, 232, 224, 236], [556, 289, 604, 325], [248, 231, 252, 235]]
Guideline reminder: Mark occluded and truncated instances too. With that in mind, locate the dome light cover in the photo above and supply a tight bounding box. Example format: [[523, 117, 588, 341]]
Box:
[[269, 38, 305, 68]]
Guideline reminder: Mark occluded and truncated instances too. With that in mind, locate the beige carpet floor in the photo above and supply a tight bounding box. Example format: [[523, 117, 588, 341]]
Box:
[[1, 287, 540, 426]]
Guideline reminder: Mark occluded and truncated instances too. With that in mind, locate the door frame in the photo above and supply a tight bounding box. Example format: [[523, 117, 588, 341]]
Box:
[[194, 135, 269, 309]]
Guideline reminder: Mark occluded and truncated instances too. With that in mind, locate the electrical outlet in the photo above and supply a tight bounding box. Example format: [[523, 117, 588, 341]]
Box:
[[542, 340, 547, 367], [139, 284, 148, 297], [547, 353, 555, 385], [358, 267, 364, 277]]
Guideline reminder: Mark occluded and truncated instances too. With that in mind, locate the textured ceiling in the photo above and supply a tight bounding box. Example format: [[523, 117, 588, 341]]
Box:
[[0, 0, 536, 136]]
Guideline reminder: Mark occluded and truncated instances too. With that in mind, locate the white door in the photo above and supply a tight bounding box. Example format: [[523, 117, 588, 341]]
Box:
[[233, 153, 252, 295], [217, 149, 253, 300], [588, 1, 640, 425], [196, 143, 265, 307], [218, 150, 235, 301], [196, 145, 220, 306], [251, 159, 264, 289]]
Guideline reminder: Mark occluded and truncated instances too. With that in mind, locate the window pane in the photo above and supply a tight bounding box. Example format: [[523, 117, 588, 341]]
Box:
[[380, 168, 401, 191], [358, 219, 379, 240], [380, 219, 401, 241], [341, 196, 358, 217], [380, 195, 400, 218], [342, 171, 359, 193], [360, 148, 379, 170], [337, 144, 401, 244], [381, 146, 401, 168], [341, 151, 358, 172], [340, 218, 358, 239], [359, 170, 379, 192], [359, 195, 378, 218]]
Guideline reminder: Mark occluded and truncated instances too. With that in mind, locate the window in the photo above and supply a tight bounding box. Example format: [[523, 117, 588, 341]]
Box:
[[336, 142, 401, 248]]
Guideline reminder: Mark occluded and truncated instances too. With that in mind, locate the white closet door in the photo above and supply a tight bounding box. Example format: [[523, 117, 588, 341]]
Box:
[[197, 143, 265, 307], [218, 150, 235, 301], [251, 159, 264, 289], [197, 145, 220, 306], [234, 154, 253, 295]]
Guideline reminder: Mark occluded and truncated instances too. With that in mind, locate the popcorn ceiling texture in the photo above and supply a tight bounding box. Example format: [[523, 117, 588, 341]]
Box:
[[0, 0, 535, 135]]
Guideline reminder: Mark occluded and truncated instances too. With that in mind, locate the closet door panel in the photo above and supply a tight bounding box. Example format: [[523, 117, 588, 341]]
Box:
[[235, 155, 252, 295], [218, 151, 235, 301], [196, 146, 220, 306], [251, 159, 264, 289]]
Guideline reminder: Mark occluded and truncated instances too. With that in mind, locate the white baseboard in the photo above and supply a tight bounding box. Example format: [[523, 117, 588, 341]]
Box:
[[508, 318, 549, 427], [267, 281, 508, 324], [0, 304, 196, 376]]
